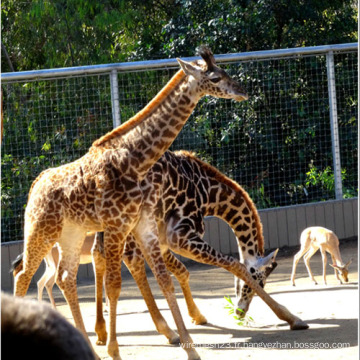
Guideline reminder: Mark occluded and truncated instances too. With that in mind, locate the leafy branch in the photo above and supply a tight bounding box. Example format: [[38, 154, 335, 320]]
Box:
[[224, 296, 255, 327]]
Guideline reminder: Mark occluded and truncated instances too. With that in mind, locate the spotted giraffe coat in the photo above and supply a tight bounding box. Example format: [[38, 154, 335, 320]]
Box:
[[119, 149, 277, 311]]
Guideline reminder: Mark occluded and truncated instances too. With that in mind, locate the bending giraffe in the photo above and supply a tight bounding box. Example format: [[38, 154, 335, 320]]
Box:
[[93, 150, 308, 346], [13, 150, 308, 351], [14, 47, 254, 360], [13, 158, 277, 338]]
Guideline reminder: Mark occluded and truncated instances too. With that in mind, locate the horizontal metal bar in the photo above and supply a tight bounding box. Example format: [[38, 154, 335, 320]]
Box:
[[1, 43, 357, 82]]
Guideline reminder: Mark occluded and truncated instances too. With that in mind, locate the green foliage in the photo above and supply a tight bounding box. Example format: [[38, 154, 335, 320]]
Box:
[[224, 296, 255, 327], [305, 164, 357, 200], [1, 0, 175, 70], [157, 0, 358, 58], [1, 1, 358, 242], [1, 0, 357, 71]]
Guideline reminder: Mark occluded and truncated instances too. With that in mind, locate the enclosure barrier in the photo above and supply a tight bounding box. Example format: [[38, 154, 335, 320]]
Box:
[[1, 43, 358, 247], [1, 197, 357, 291]]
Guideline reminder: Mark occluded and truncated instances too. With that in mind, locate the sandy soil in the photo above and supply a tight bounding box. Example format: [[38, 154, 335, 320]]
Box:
[[27, 239, 358, 360]]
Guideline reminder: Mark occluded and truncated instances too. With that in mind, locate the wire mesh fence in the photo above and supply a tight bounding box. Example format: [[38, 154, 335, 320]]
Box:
[[1, 75, 113, 242], [1, 45, 358, 242]]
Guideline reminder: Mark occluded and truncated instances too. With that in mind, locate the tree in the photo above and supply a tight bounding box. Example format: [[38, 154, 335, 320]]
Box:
[[1, 0, 357, 242], [1, 0, 176, 71], [2, 0, 357, 71]]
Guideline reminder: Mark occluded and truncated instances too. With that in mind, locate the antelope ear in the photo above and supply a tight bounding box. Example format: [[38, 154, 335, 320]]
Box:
[[176, 58, 203, 79], [329, 263, 340, 270], [345, 258, 353, 268]]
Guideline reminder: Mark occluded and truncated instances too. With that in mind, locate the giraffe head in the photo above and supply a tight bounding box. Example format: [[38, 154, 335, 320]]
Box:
[[235, 249, 279, 318], [177, 46, 248, 102], [330, 258, 352, 283]]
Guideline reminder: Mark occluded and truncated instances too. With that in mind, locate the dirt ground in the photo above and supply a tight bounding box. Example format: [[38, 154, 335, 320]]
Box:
[[27, 239, 358, 360]]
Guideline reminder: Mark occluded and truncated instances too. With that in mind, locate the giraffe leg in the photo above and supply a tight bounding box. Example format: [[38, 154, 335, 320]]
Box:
[[56, 228, 88, 338], [162, 249, 207, 325], [103, 228, 129, 360], [91, 233, 108, 346], [123, 236, 180, 344], [167, 224, 308, 331], [132, 214, 200, 360], [14, 224, 58, 298]]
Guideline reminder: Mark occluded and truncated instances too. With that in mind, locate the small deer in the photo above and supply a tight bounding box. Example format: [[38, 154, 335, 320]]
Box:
[[291, 226, 352, 286], [11, 233, 96, 308]]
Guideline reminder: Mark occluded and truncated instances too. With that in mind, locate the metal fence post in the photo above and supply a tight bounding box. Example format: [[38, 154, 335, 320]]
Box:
[[110, 69, 121, 128], [326, 51, 343, 200]]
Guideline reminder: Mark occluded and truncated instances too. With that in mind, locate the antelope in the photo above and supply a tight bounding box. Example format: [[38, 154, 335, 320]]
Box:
[[11, 233, 96, 309], [291, 226, 352, 286]]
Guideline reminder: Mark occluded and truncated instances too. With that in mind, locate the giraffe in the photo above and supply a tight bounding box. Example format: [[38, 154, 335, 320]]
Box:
[[93, 150, 308, 346], [14, 47, 249, 360]]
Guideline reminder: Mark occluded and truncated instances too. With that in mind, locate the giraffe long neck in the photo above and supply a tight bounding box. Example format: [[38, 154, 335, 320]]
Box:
[[203, 171, 264, 260], [92, 70, 201, 179]]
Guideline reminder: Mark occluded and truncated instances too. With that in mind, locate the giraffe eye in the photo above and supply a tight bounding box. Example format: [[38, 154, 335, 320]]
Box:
[[209, 77, 221, 83]]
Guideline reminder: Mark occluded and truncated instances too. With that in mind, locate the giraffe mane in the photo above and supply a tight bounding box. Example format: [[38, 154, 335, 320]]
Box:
[[92, 69, 186, 147], [175, 150, 265, 255], [27, 168, 52, 201]]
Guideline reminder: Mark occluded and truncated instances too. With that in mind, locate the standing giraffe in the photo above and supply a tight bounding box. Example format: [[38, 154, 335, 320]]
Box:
[[14, 47, 251, 360], [93, 150, 307, 346]]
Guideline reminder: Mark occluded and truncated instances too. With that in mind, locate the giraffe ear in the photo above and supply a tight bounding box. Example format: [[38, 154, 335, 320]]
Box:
[[257, 248, 279, 270], [176, 58, 203, 80]]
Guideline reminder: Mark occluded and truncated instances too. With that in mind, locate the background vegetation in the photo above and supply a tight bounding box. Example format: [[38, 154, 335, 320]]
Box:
[[1, 0, 358, 242], [1, 0, 357, 70]]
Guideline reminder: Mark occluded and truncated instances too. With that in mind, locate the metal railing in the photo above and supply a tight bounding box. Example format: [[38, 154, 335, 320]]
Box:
[[1, 42, 357, 81], [1, 43, 358, 242]]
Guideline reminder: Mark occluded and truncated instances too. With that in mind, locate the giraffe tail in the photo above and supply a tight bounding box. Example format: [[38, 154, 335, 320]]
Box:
[[10, 252, 24, 277]]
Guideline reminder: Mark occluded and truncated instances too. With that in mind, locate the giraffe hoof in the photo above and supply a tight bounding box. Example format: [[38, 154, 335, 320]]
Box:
[[187, 350, 201, 360], [168, 334, 181, 345], [290, 319, 309, 330], [191, 314, 207, 325], [96, 339, 107, 346]]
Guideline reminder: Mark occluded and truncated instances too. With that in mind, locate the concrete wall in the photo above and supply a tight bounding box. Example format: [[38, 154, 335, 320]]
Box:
[[2, 198, 357, 292], [202, 197, 358, 252]]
